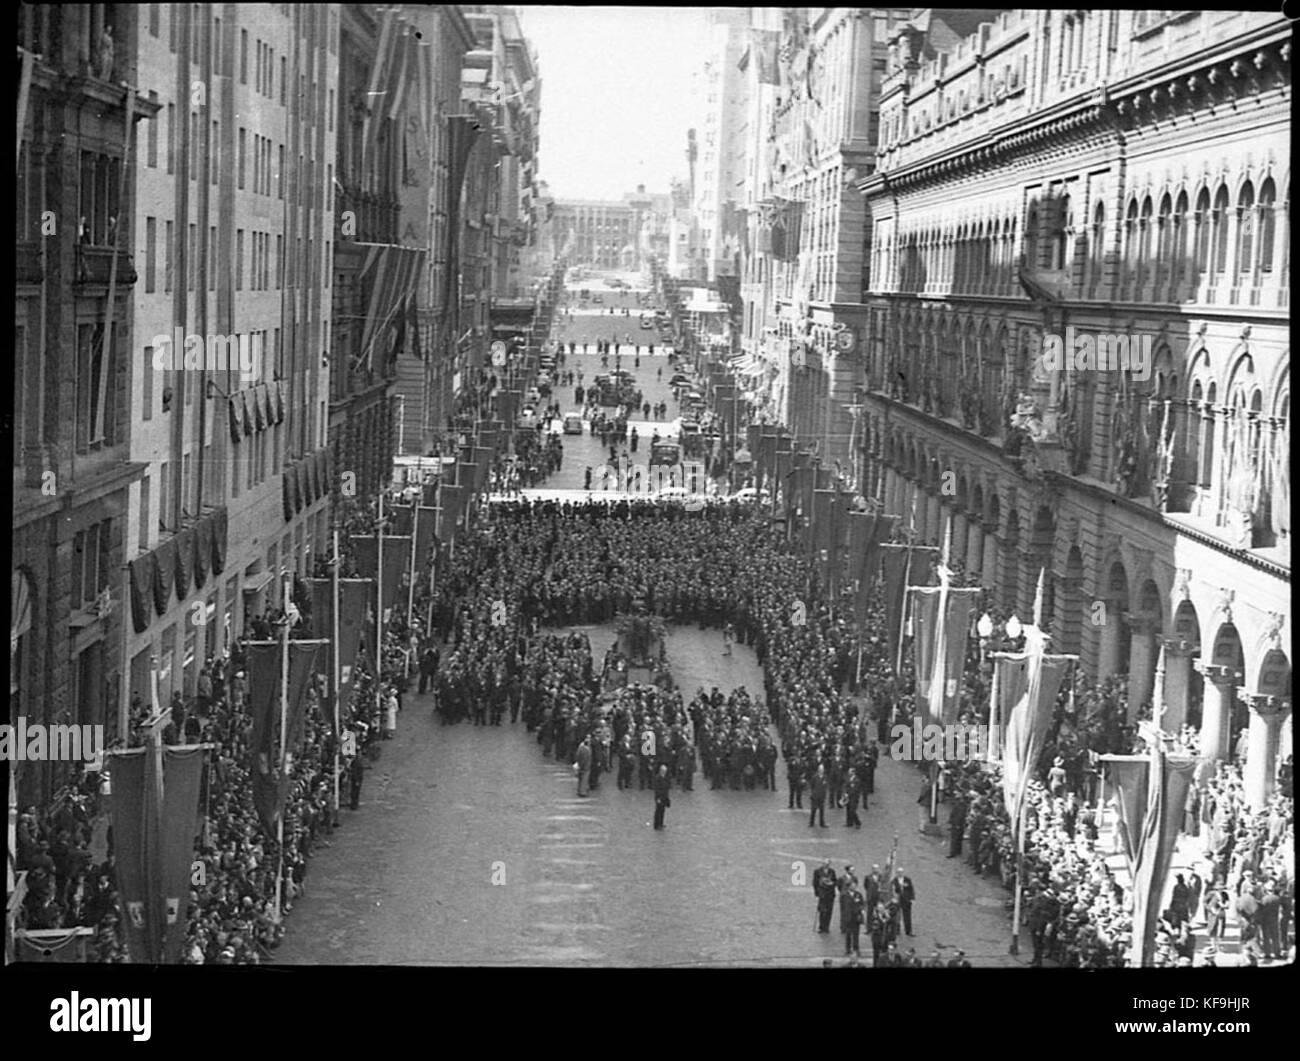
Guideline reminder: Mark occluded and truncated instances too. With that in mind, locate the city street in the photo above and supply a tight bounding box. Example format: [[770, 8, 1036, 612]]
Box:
[[276, 625, 1020, 967]]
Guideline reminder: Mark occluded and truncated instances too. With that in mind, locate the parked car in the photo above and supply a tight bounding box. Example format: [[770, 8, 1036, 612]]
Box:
[[639, 316, 655, 330], [517, 406, 538, 429], [563, 413, 585, 435], [525, 387, 541, 404]]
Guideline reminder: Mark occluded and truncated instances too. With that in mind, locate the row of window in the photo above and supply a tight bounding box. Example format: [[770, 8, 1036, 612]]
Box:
[[139, 216, 329, 296], [877, 177, 1288, 298]]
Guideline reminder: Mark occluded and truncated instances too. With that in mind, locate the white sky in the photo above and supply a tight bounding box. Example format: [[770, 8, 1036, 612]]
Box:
[[516, 5, 712, 202]]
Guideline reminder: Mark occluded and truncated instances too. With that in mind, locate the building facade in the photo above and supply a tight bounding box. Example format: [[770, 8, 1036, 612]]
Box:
[[738, 7, 908, 478], [858, 9, 1291, 804], [551, 198, 638, 271], [124, 2, 337, 733], [15, 4, 156, 802]]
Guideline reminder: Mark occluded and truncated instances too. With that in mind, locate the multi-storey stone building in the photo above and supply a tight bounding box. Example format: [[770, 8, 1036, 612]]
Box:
[[551, 198, 638, 271], [15, 4, 157, 802], [737, 7, 909, 477], [858, 9, 1291, 805], [123, 3, 336, 728]]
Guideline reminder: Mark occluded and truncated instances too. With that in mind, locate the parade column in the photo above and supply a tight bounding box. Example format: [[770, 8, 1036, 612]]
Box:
[[1239, 692, 1291, 811]]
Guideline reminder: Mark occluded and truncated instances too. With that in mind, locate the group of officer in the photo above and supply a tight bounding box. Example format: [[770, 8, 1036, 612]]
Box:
[[811, 859, 928, 964]]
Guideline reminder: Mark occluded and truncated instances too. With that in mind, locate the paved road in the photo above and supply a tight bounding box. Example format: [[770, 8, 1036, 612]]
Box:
[[273, 281, 1025, 966], [274, 623, 1021, 967]]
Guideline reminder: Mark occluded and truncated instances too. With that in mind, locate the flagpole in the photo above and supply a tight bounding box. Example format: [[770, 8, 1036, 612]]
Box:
[[929, 517, 953, 826], [331, 527, 342, 828], [1010, 795, 1028, 956], [274, 575, 290, 924], [376, 489, 385, 740]]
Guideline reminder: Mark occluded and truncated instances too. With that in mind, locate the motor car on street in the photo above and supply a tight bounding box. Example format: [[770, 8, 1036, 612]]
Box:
[[517, 406, 538, 429], [563, 413, 584, 435]]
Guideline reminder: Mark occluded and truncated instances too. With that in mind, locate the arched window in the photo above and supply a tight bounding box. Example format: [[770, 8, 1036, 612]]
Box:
[[1237, 181, 1256, 280], [1257, 178, 1276, 274], [1199, 381, 1217, 489], [1171, 191, 1189, 291], [1211, 184, 1231, 276], [1090, 200, 1105, 290], [1193, 188, 1212, 274], [1123, 199, 1139, 273], [1025, 204, 1040, 268], [1156, 194, 1173, 285], [1138, 197, 1154, 286], [1054, 193, 1072, 271]]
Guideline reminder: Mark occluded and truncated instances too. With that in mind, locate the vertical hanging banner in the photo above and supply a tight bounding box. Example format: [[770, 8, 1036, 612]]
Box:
[[416, 507, 438, 568], [1100, 754, 1151, 871], [246, 641, 282, 834], [390, 504, 413, 537], [310, 577, 356, 701], [1130, 749, 1199, 967], [909, 588, 941, 723], [441, 484, 465, 543], [107, 751, 153, 962], [158, 746, 206, 964], [336, 580, 370, 702], [350, 536, 379, 581], [1001, 652, 1071, 834], [380, 536, 412, 611]]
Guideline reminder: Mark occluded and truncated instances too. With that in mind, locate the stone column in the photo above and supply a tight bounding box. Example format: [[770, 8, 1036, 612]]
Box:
[[981, 530, 998, 593], [953, 511, 968, 569], [1238, 693, 1291, 811], [1097, 604, 1123, 681], [926, 492, 942, 545], [1194, 662, 1239, 771], [965, 518, 983, 577], [1159, 638, 1194, 734], [1126, 616, 1158, 722]]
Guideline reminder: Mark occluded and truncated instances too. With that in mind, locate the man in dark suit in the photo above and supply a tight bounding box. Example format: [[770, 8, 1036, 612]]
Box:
[[840, 883, 865, 957], [812, 859, 837, 934], [844, 768, 863, 829], [892, 869, 917, 936], [1257, 880, 1282, 960], [652, 764, 672, 829], [808, 764, 828, 828], [787, 756, 805, 809]]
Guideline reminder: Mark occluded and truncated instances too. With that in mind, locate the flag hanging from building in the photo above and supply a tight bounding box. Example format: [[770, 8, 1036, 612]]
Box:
[[308, 578, 370, 707], [107, 751, 153, 962], [157, 745, 206, 964], [1129, 748, 1199, 967], [1000, 651, 1071, 837], [246, 641, 283, 834], [380, 536, 413, 611], [909, 585, 980, 729], [390, 504, 413, 537], [107, 736, 207, 963], [1100, 754, 1150, 870]]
